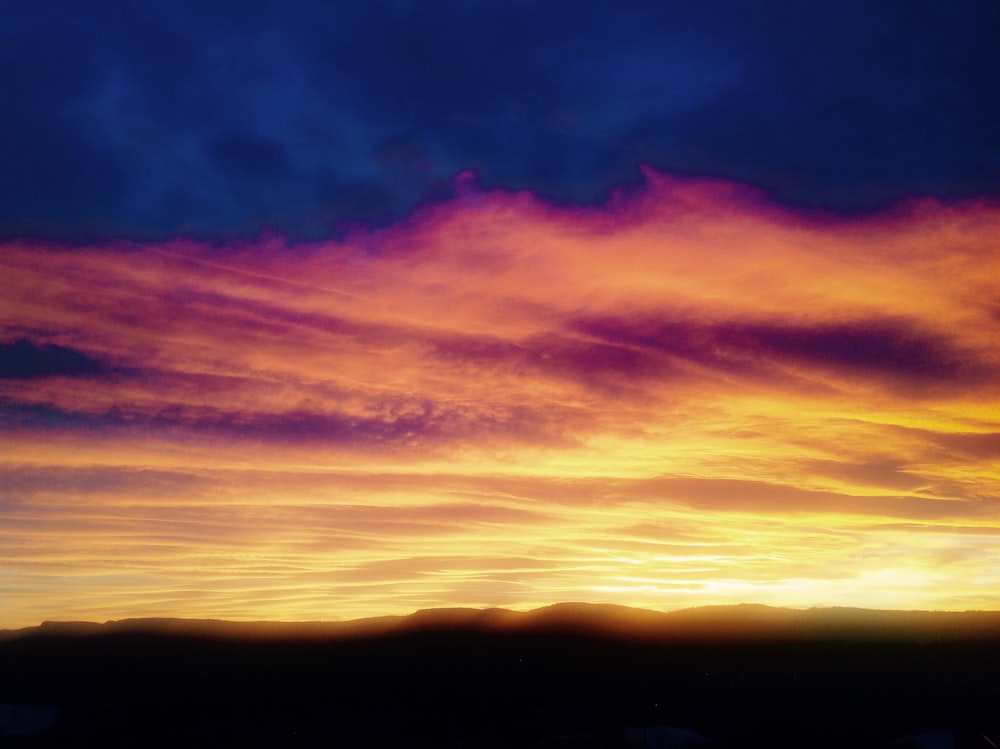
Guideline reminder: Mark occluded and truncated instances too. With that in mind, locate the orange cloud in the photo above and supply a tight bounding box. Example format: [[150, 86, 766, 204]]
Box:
[[2, 172, 999, 627]]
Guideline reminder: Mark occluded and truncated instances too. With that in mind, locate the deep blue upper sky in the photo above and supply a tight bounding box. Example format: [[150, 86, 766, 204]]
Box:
[[3, 0, 997, 240]]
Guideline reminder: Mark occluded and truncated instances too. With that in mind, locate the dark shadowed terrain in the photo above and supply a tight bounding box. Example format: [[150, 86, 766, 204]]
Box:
[[1, 604, 998, 748]]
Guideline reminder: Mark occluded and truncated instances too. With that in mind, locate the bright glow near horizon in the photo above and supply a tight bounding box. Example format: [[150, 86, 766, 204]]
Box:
[[2, 172, 999, 628]]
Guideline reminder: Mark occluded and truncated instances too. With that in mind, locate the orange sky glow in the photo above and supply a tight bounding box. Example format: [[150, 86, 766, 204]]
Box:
[[2, 171, 999, 628]]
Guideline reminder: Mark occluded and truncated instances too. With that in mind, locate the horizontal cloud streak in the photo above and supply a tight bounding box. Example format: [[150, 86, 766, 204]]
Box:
[[574, 315, 990, 392], [0, 339, 111, 380]]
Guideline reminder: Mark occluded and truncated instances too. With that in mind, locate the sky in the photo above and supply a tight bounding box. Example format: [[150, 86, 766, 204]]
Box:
[[1, 0, 999, 628]]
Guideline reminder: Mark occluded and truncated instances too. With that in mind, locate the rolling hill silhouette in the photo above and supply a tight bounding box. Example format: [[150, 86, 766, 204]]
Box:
[[7, 602, 999, 643]]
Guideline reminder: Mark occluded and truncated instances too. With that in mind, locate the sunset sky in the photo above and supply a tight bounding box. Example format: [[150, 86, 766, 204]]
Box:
[[2, 0, 999, 628]]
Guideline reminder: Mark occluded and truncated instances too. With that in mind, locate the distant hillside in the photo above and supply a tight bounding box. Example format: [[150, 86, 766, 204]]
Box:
[[4, 602, 999, 644]]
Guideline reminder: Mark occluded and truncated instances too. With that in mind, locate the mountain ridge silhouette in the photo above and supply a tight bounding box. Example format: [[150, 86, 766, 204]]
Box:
[[5, 602, 999, 643]]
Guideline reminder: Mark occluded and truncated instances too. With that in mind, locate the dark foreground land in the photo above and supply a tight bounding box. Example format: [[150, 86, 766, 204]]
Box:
[[1, 604, 999, 748]]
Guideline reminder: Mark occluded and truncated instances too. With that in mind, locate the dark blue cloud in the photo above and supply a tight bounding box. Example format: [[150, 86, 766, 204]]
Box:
[[0, 397, 571, 448], [0, 340, 110, 379], [1, 0, 996, 240], [205, 133, 292, 182]]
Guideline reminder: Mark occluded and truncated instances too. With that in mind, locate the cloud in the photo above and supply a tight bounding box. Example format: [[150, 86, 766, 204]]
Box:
[[616, 475, 988, 522], [732, 320, 968, 383], [573, 315, 992, 393], [1, 171, 999, 625], [1, 0, 996, 239], [0, 340, 110, 380], [205, 133, 292, 182]]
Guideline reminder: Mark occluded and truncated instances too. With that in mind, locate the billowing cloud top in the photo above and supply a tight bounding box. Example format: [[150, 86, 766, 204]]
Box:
[[2, 174, 999, 626]]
